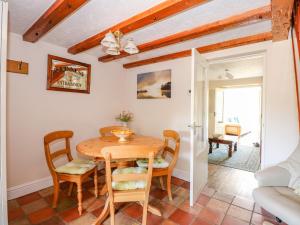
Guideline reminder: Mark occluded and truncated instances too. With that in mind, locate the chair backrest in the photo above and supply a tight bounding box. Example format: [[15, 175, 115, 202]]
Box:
[[44, 130, 74, 175], [102, 145, 154, 199], [99, 126, 126, 137], [162, 130, 180, 170], [225, 124, 241, 136]]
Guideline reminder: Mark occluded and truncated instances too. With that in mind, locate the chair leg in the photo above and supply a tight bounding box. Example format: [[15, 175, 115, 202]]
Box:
[[159, 176, 165, 190], [142, 200, 149, 225], [109, 201, 115, 225], [94, 168, 98, 198], [68, 183, 74, 197], [52, 178, 60, 208], [167, 174, 172, 201], [77, 182, 83, 215]]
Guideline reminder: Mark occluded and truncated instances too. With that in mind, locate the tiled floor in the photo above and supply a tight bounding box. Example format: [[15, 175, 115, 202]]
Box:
[[8, 165, 285, 225]]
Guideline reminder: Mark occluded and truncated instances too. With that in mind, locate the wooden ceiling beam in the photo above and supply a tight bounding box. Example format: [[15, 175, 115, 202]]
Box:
[[123, 32, 272, 69], [67, 0, 208, 54], [23, 0, 89, 43], [272, 0, 295, 41], [100, 5, 271, 62]]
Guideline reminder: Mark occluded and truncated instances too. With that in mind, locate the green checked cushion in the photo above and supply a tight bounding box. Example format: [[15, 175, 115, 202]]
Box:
[[136, 156, 169, 169], [112, 167, 147, 191], [55, 159, 95, 175]]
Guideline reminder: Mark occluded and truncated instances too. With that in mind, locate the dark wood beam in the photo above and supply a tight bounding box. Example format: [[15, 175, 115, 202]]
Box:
[[272, 0, 295, 41], [100, 5, 271, 62], [123, 32, 272, 68], [23, 0, 89, 43], [68, 0, 208, 54]]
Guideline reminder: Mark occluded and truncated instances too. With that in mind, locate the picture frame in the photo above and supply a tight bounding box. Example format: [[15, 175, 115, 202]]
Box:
[[293, 2, 300, 130], [137, 69, 171, 99], [47, 54, 91, 94]]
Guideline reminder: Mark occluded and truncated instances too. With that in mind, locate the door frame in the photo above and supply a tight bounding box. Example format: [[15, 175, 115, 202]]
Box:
[[0, 0, 8, 224], [190, 49, 267, 203], [207, 51, 267, 168]]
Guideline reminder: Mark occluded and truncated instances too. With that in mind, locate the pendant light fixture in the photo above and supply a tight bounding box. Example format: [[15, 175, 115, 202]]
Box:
[[100, 30, 139, 56]]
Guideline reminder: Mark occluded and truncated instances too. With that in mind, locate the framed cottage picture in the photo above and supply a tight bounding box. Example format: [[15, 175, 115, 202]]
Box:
[[47, 55, 91, 94], [137, 69, 171, 99]]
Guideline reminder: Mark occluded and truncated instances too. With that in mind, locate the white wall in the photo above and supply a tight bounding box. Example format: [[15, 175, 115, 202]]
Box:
[[124, 39, 299, 179], [263, 39, 299, 167], [124, 58, 192, 180], [7, 33, 126, 191]]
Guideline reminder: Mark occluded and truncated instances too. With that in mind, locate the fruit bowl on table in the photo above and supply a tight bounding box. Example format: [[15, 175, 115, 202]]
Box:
[[111, 129, 134, 143]]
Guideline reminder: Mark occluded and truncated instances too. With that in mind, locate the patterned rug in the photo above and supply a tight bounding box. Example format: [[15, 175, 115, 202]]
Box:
[[208, 144, 260, 172]]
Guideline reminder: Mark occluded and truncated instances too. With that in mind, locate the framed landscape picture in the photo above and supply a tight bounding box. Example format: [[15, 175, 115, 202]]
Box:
[[47, 55, 91, 94], [137, 69, 171, 99]]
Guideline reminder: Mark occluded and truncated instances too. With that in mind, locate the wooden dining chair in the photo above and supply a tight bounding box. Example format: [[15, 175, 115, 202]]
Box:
[[102, 145, 155, 225], [44, 130, 98, 215], [99, 126, 125, 137], [136, 130, 180, 201]]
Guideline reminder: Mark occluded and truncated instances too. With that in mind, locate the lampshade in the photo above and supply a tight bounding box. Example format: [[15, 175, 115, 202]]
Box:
[[101, 31, 117, 48], [124, 39, 139, 54], [106, 46, 120, 55]]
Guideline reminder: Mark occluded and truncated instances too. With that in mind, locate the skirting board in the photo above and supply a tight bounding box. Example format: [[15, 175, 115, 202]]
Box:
[[7, 176, 53, 200], [173, 168, 190, 182], [8, 168, 190, 200]]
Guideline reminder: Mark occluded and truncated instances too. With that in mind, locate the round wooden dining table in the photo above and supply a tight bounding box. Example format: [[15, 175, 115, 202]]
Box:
[[76, 135, 164, 225]]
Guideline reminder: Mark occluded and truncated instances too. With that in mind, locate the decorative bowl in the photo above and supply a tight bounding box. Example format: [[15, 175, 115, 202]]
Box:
[[111, 129, 134, 142]]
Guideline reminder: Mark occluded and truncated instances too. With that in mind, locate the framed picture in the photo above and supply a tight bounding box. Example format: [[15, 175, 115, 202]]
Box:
[[47, 55, 91, 94], [137, 69, 171, 99], [293, 2, 300, 130]]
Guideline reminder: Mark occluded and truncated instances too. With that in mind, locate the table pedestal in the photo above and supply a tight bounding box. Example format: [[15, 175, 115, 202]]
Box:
[[93, 195, 162, 225]]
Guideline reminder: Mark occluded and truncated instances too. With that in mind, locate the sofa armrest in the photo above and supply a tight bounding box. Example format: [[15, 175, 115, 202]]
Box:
[[255, 166, 291, 187]]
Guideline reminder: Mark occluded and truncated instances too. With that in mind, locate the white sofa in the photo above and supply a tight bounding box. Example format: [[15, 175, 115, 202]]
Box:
[[253, 164, 300, 225]]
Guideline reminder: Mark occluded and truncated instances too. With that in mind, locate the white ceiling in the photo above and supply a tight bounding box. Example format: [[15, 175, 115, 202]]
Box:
[[9, 0, 271, 63], [208, 56, 264, 80]]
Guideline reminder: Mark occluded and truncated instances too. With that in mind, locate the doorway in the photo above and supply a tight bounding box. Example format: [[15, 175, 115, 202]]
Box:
[[189, 50, 266, 206], [208, 55, 264, 172]]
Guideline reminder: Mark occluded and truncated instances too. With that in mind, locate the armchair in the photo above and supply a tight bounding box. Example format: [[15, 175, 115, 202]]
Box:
[[253, 153, 300, 225]]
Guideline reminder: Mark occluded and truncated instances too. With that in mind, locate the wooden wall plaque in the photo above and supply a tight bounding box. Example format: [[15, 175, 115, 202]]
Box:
[[7, 59, 29, 75]]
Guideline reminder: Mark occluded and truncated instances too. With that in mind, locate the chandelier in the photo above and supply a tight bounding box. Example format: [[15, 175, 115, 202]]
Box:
[[100, 30, 139, 55]]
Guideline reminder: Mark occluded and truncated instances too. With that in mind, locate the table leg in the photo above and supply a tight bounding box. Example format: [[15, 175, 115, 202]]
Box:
[[138, 202, 162, 216], [234, 143, 237, 151], [209, 141, 212, 154], [92, 197, 109, 225], [216, 143, 219, 148], [92, 198, 127, 225], [99, 184, 107, 196], [228, 144, 233, 157]]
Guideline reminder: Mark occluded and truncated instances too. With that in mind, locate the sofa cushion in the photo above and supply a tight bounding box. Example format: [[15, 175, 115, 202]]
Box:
[[279, 142, 300, 189], [253, 186, 300, 225], [112, 167, 147, 191], [55, 159, 95, 175], [136, 157, 169, 169]]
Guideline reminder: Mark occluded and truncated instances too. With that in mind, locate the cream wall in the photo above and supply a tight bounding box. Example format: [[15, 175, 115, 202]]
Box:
[[7, 33, 126, 189], [124, 39, 299, 180], [124, 58, 192, 180]]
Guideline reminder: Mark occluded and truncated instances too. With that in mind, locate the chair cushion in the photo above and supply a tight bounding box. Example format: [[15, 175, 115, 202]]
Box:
[[112, 167, 147, 191], [55, 159, 95, 175], [136, 157, 169, 169]]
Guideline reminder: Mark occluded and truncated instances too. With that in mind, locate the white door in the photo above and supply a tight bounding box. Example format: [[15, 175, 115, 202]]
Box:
[[0, 0, 8, 224], [190, 48, 209, 206]]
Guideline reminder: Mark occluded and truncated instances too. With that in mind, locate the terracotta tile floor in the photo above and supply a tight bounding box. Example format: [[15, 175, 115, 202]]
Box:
[[8, 165, 285, 225]]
